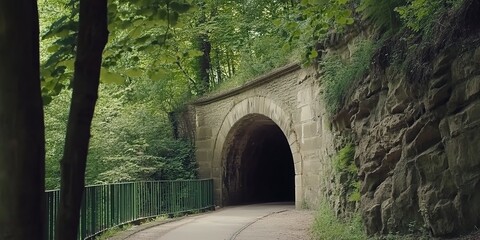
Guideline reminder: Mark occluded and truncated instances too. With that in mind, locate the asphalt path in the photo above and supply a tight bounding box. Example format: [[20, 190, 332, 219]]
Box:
[[118, 202, 313, 240]]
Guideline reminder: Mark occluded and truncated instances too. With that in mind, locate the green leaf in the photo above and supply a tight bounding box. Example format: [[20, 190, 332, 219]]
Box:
[[125, 69, 143, 78], [187, 50, 204, 58], [150, 69, 168, 80], [47, 45, 60, 53], [309, 49, 318, 59], [160, 54, 177, 64], [59, 59, 75, 69], [100, 68, 125, 84]]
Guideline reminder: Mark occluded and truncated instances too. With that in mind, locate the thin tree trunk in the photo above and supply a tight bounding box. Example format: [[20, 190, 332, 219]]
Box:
[[215, 48, 223, 85], [226, 49, 232, 77], [196, 34, 211, 94], [193, 1, 211, 95], [0, 1, 45, 239], [55, 0, 108, 239]]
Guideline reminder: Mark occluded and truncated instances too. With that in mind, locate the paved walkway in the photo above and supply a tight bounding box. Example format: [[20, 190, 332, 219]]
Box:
[[113, 202, 314, 240]]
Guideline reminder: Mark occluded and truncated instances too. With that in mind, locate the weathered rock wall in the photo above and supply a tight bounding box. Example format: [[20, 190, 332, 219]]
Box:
[[334, 42, 480, 236]]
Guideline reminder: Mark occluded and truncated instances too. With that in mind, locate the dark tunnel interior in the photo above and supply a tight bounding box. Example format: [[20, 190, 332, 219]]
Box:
[[223, 114, 295, 205]]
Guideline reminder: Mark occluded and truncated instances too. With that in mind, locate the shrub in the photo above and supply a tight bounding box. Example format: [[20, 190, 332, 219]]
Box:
[[321, 39, 377, 115], [395, 0, 464, 35], [333, 144, 360, 202]]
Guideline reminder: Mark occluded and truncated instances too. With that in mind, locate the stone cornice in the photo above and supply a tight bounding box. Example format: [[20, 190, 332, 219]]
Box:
[[191, 63, 301, 106]]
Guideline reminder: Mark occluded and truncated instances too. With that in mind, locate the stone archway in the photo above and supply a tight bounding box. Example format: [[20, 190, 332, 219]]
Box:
[[221, 114, 295, 205], [211, 97, 303, 207]]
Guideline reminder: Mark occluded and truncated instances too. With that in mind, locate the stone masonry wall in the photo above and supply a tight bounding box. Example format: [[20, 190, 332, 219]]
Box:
[[190, 64, 337, 209]]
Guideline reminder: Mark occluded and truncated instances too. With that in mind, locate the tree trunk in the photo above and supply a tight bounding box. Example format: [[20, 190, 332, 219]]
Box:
[[196, 34, 211, 94], [215, 48, 223, 85], [0, 1, 46, 239], [55, 0, 108, 239], [193, 1, 211, 95]]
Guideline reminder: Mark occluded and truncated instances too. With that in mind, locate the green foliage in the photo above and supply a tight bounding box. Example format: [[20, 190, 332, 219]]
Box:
[[333, 144, 360, 202], [395, 0, 463, 34], [311, 201, 366, 240], [322, 39, 376, 114], [333, 144, 356, 173], [39, 0, 194, 102], [85, 84, 197, 185], [44, 89, 70, 189], [358, 0, 406, 31], [44, 82, 197, 190], [210, 34, 299, 94], [277, 0, 355, 64]]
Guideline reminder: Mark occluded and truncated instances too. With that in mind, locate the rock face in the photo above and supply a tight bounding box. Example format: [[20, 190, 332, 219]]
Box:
[[335, 45, 480, 236]]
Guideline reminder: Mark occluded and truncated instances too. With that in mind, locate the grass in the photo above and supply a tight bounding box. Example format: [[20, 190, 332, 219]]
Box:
[[321, 39, 377, 115], [311, 201, 366, 240], [94, 224, 132, 240], [311, 202, 433, 240], [93, 215, 169, 240]]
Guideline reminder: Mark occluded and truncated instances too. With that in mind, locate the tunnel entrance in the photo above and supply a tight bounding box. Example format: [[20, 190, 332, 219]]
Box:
[[222, 114, 295, 205]]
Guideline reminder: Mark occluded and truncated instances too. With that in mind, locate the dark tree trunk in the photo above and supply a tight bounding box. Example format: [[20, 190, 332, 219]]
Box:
[[196, 34, 211, 94], [55, 0, 109, 239], [0, 1, 46, 239], [193, 1, 211, 95]]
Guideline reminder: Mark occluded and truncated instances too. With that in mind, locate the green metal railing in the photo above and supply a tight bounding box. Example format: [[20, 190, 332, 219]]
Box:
[[45, 179, 214, 240]]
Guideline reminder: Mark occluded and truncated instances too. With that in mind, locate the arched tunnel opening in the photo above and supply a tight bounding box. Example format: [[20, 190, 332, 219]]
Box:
[[222, 114, 295, 205]]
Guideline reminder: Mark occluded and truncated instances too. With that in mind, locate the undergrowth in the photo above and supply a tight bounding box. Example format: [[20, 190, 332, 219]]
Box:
[[311, 201, 366, 240], [321, 39, 377, 115], [333, 144, 360, 202]]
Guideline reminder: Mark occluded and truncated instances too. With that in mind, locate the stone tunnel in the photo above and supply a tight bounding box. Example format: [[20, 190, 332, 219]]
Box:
[[186, 63, 337, 208]]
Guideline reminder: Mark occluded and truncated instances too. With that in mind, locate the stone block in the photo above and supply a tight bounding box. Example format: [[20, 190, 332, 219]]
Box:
[[300, 106, 314, 122], [195, 113, 205, 127], [302, 121, 318, 139], [196, 150, 210, 163], [294, 160, 303, 175], [196, 127, 212, 140], [197, 168, 211, 178], [295, 174, 303, 187], [300, 136, 320, 152], [297, 88, 312, 108], [303, 158, 321, 172], [196, 139, 213, 150], [212, 167, 222, 179], [302, 174, 320, 189]]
